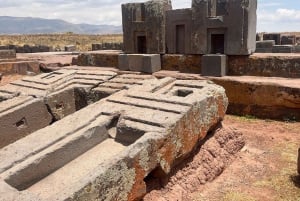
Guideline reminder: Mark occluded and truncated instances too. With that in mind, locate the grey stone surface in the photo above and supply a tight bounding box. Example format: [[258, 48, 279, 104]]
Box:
[[272, 45, 295, 53], [263, 33, 281, 45], [202, 54, 227, 77], [295, 45, 300, 53], [118, 54, 130, 71], [122, 0, 257, 55], [281, 35, 296, 45], [122, 0, 172, 54], [65, 45, 76, 52], [0, 77, 228, 201], [255, 40, 275, 53], [0, 96, 52, 148], [92, 43, 123, 51], [0, 68, 117, 148], [166, 8, 192, 54], [0, 50, 16, 59], [118, 54, 161, 73]]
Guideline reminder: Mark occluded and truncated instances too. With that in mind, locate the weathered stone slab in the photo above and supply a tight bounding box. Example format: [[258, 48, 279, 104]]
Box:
[[263, 33, 281, 45], [0, 77, 227, 201], [65, 45, 76, 52], [76, 51, 120, 67], [0, 68, 118, 147], [118, 54, 161, 73], [272, 45, 295, 53], [0, 61, 40, 75], [255, 40, 275, 53], [281, 35, 296, 45], [0, 96, 52, 148], [90, 74, 155, 102], [209, 76, 300, 121], [202, 54, 227, 77], [0, 50, 16, 59]]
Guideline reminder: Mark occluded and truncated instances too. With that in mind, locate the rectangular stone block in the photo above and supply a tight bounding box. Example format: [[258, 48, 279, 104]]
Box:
[[272, 45, 295, 53], [118, 54, 129, 70], [202, 54, 227, 77], [0, 50, 16, 59], [294, 45, 300, 53], [142, 54, 161, 73], [118, 54, 161, 73], [0, 77, 228, 201], [0, 96, 52, 148], [256, 40, 275, 49], [65, 45, 76, 52], [281, 35, 296, 45], [263, 33, 281, 45]]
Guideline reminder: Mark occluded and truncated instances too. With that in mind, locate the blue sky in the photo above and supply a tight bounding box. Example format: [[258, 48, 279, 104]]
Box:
[[1, 0, 300, 32]]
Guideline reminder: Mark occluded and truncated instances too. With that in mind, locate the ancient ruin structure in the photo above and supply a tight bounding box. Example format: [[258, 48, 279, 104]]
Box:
[[121, 0, 257, 75], [122, 0, 257, 55], [0, 67, 228, 200], [256, 33, 300, 53]]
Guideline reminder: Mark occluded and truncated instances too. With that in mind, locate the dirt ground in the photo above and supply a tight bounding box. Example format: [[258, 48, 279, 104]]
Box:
[[145, 115, 300, 201]]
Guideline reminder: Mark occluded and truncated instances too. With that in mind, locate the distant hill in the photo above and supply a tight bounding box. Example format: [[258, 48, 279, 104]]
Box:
[[0, 16, 122, 34]]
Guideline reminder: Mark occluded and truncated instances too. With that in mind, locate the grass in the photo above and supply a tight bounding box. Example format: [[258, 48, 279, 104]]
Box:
[[0, 33, 123, 51], [253, 142, 300, 201], [222, 191, 257, 201]]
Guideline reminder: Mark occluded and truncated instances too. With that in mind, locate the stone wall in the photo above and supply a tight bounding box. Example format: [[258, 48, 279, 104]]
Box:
[[92, 43, 124, 51], [0, 45, 53, 53], [76, 52, 120, 67], [0, 50, 16, 59]]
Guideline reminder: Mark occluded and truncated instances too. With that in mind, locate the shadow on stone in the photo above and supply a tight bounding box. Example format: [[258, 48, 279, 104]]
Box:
[[290, 175, 300, 188]]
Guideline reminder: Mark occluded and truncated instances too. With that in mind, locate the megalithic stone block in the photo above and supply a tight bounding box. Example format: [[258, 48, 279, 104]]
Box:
[[202, 54, 227, 77], [118, 54, 161, 73], [0, 77, 228, 201]]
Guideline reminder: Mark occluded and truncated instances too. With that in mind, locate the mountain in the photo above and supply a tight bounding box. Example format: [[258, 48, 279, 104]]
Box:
[[0, 16, 122, 34]]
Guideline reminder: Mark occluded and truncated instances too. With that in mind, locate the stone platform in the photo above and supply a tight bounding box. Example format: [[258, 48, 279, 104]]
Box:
[[154, 71, 300, 121], [0, 71, 227, 200], [76, 51, 300, 78]]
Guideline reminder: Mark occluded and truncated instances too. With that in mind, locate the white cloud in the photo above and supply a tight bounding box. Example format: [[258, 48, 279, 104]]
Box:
[[0, 0, 299, 32], [258, 8, 300, 31]]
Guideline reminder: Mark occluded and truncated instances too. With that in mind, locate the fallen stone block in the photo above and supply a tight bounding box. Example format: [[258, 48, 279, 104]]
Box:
[[0, 68, 118, 145], [0, 96, 52, 148], [0, 77, 228, 201], [209, 76, 300, 121]]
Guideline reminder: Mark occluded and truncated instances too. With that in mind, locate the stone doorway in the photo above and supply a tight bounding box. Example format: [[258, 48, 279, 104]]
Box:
[[137, 36, 147, 53], [211, 34, 225, 54]]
